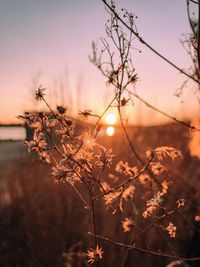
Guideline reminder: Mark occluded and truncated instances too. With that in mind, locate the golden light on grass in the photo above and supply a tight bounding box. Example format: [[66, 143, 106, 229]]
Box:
[[106, 126, 115, 136], [105, 113, 116, 125]]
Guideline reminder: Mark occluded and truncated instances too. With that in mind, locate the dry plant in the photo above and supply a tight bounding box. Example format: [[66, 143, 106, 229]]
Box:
[[18, 1, 200, 266]]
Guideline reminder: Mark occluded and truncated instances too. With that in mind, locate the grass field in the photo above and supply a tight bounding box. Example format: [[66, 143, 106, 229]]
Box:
[[0, 122, 200, 267]]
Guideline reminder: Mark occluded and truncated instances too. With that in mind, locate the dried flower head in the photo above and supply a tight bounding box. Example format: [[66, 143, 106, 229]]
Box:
[[57, 105, 67, 115], [176, 198, 186, 208], [79, 109, 93, 118], [115, 161, 138, 176], [96, 147, 114, 168], [154, 146, 182, 161], [150, 162, 166, 175], [87, 245, 103, 265], [104, 190, 121, 207], [166, 222, 177, 238], [35, 86, 46, 101], [122, 217, 134, 232], [139, 173, 151, 184], [143, 191, 163, 218], [161, 180, 169, 194]]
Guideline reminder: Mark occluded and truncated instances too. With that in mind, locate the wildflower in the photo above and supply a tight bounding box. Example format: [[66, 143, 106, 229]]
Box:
[[121, 97, 130, 107], [122, 217, 134, 232], [35, 86, 46, 101], [195, 215, 200, 222], [96, 147, 114, 168], [39, 151, 51, 164], [51, 164, 77, 184], [139, 173, 151, 184], [52, 165, 69, 180], [176, 198, 186, 208], [81, 132, 96, 150], [115, 161, 138, 176], [161, 180, 169, 194], [115, 160, 126, 173], [130, 73, 138, 84], [46, 119, 58, 128], [154, 146, 182, 161], [166, 222, 177, 238], [25, 132, 47, 153], [146, 150, 154, 159], [87, 245, 103, 265], [104, 190, 121, 207], [122, 185, 135, 201], [79, 109, 93, 119], [150, 162, 166, 175], [57, 105, 67, 114], [108, 173, 119, 182], [143, 191, 163, 218]]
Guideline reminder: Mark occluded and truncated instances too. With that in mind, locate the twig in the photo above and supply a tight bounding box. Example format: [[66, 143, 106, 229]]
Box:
[[102, 0, 200, 85], [93, 156, 153, 200], [126, 89, 200, 132], [88, 232, 200, 261]]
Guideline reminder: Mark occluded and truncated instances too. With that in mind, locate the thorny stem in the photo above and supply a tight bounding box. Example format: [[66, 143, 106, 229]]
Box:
[[102, 0, 200, 85], [88, 232, 200, 262]]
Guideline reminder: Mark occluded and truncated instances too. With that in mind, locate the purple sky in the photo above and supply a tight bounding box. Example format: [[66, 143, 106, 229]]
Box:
[[0, 0, 199, 125]]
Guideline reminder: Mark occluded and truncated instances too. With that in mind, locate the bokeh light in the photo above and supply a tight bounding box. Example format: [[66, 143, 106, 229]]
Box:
[[106, 126, 115, 136], [105, 113, 117, 125]]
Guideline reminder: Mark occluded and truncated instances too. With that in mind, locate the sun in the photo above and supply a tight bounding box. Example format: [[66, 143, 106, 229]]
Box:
[[105, 113, 116, 125], [106, 126, 115, 136]]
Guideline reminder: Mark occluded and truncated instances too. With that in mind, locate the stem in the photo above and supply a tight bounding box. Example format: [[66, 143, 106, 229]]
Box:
[[93, 157, 153, 200], [90, 189, 101, 267], [102, 0, 200, 85], [71, 183, 90, 210], [88, 232, 200, 262], [126, 90, 200, 132]]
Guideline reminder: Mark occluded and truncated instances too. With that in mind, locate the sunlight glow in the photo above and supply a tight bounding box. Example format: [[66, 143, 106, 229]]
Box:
[[105, 113, 116, 125], [106, 126, 115, 136]]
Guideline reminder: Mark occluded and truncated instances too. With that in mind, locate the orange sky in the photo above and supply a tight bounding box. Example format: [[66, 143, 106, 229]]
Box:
[[0, 0, 199, 125]]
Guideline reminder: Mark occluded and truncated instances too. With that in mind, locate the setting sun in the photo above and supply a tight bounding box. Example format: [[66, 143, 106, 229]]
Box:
[[106, 126, 115, 136], [105, 113, 117, 125]]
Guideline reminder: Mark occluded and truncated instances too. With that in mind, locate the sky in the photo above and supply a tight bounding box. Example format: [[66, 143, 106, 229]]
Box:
[[0, 0, 199, 125]]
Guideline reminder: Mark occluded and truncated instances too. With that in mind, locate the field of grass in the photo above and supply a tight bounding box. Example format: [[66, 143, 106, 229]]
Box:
[[0, 122, 200, 267]]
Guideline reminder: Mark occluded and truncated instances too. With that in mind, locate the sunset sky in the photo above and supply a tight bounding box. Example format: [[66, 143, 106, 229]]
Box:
[[0, 0, 199, 125]]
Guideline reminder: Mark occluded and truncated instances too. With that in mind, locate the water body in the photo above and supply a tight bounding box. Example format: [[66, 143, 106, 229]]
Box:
[[0, 127, 26, 140]]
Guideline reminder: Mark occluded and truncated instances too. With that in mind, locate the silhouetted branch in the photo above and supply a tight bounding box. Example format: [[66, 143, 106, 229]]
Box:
[[126, 89, 200, 132], [102, 0, 200, 84]]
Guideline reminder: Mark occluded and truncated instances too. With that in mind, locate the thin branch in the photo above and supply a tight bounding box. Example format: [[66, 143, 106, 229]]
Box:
[[71, 183, 90, 210], [88, 232, 200, 261], [102, 0, 200, 85], [93, 156, 153, 200], [126, 89, 200, 132]]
